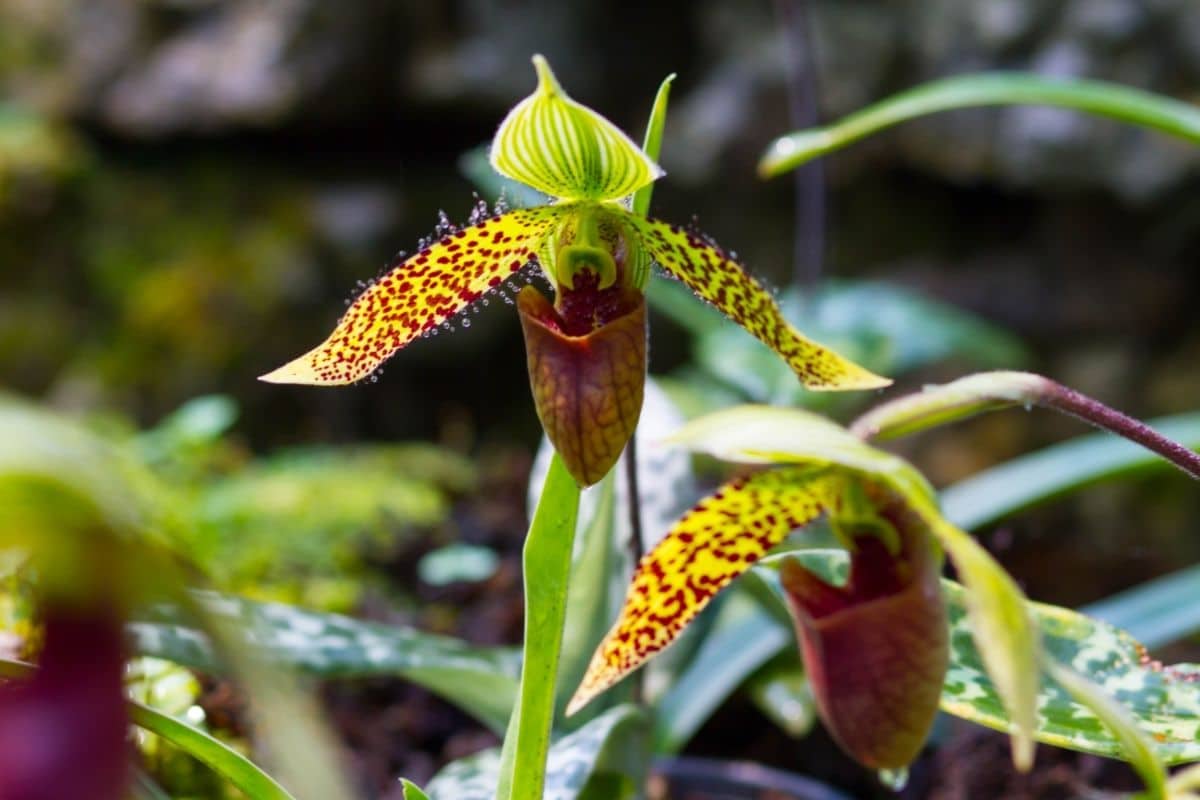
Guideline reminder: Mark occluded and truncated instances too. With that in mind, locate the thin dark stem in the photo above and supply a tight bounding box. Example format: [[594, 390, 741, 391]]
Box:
[[1040, 380, 1200, 481], [774, 0, 826, 290], [623, 434, 645, 704]]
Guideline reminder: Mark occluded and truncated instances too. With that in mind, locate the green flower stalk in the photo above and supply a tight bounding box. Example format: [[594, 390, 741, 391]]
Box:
[[262, 56, 888, 486]]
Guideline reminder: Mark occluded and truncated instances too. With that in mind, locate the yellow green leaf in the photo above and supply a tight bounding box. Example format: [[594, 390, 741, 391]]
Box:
[[567, 466, 839, 714], [490, 55, 663, 203], [922, 509, 1040, 771], [626, 216, 890, 391], [259, 206, 565, 385]]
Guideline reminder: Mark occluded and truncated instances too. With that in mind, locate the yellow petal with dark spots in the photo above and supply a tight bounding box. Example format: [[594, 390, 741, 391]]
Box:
[[628, 216, 891, 391], [259, 206, 566, 385], [567, 466, 840, 714]]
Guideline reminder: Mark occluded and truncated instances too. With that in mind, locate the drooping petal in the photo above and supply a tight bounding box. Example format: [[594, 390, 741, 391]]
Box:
[[627, 215, 891, 390], [490, 55, 664, 203], [260, 206, 566, 385], [567, 466, 839, 714], [518, 285, 647, 487]]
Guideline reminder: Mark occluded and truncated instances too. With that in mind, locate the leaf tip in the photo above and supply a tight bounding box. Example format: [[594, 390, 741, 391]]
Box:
[[531, 54, 562, 96], [258, 354, 327, 385]]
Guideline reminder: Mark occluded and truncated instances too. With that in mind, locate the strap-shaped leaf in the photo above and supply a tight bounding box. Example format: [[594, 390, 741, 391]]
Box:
[[627, 216, 890, 390], [260, 206, 565, 385], [490, 56, 663, 202], [567, 466, 839, 714]]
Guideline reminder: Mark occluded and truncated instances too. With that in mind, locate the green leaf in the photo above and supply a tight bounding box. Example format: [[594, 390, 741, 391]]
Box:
[[665, 404, 936, 507], [429, 705, 648, 800], [941, 412, 1200, 532], [497, 453, 582, 800], [1045, 662, 1167, 799], [1083, 564, 1200, 650], [652, 588, 792, 753], [759, 72, 1200, 178], [128, 591, 520, 734], [926, 514, 1040, 770], [756, 550, 1200, 766], [632, 73, 675, 219], [850, 371, 1050, 441], [401, 779, 432, 800], [491, 55, 663, 202], [417, 543, 500, 586], [0, 657, 297, 800], [742, 652, 816, 740]]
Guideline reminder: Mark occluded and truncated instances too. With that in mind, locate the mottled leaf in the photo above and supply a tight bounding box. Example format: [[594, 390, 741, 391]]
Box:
[[128, 591, 520, 734], [427, 705, 648, 800], [490, 56, 662, 203], [758, 551, 1200, 765]]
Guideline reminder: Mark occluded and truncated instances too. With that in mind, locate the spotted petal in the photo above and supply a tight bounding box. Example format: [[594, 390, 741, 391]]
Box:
[[490, 55, 664, 203], [628, 216, 891, 390], [567, 466, 840, 714], [260, 206, 566, 385]]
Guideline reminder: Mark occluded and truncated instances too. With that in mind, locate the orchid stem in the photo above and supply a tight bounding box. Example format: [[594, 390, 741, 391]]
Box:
[[623, 436, 646, 706], [1037, 379, 1200, 481], [496, 453, 581, 800]]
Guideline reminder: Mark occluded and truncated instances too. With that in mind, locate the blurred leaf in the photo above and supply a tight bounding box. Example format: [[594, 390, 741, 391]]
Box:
[[743, 652, 816, 739], [757, 551, 1200, 765], [1083, 564, 1200, 650], [401, 779, 432, 800], [459, 146, 550, 210], [941, 412, 1200, 532], [129, 591, 520, 734], [428, 705, 648, 800], [1046, 661, 1167, 799], [418, 543, 500, 586], [652, 589, 792, 754], [136, 395, 239, 463], [760, 73, 1200, 177], [0, 657, 296, 800]]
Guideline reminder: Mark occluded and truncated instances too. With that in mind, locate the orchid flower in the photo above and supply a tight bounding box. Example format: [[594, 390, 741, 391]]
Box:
[[261, 56, 888, 486], [568, 406, 1041, 772]]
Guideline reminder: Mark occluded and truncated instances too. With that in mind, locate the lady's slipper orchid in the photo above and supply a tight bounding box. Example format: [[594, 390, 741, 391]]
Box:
[[261, 56, 888, 486], [567, 406, 1040, 772]]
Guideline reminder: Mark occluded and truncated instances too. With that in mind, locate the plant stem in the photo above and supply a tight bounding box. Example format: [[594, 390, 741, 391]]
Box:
[[1037, 380, 1200, 481], [622, 437, 645, 705], [496, 453, 581, 800]]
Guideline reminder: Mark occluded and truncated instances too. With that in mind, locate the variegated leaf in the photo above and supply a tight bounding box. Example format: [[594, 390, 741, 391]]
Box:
[[490, 56, 663, 203], [426, 705, 647, 800], [128, 591, 520, 734], [757, 550, 1200, 765]]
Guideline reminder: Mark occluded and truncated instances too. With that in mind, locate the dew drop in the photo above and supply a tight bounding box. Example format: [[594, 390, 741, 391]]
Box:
[[462, 318, 471, 328], [877, 768, 908, 791]]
